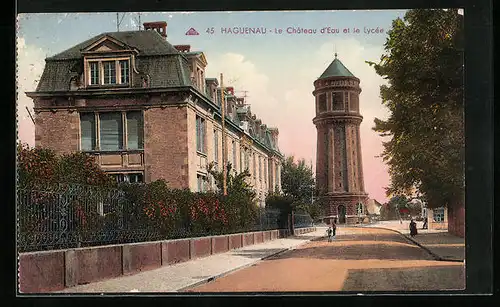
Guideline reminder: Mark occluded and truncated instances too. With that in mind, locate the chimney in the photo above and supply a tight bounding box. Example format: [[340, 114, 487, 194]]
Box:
[[226, 86, 234, 96], [143, 21, 167, 39], [174, 45, 191, 53]]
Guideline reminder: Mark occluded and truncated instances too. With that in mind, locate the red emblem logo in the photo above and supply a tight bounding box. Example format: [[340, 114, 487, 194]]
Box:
[[185, 28, 200, 35]]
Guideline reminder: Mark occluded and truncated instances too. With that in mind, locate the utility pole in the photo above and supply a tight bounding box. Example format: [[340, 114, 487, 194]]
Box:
[[220, 73, 227, 196], [116, 13, 126, 32]]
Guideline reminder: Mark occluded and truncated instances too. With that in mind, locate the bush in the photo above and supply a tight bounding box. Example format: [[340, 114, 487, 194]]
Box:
[[17, 143, 113, 188]]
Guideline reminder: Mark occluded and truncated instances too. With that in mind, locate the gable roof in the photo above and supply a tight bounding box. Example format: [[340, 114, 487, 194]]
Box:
[[317, 56, 355, 80], [47, 30, 181, 60]]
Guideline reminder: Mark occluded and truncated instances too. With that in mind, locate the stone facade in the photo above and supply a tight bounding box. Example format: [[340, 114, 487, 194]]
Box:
[[27, 22, 283, 204], [312, 56, 368, 224]]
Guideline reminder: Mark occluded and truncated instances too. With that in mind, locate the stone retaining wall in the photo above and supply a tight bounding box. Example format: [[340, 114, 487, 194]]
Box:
[[18, 227, 316, 293]]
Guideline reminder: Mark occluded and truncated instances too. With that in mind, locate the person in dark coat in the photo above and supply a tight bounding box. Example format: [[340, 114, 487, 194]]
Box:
[[327, 227, 333, 242], [422, 216, 428, 229], [331, 222, 337, 240], [409, 218, 418, 237]]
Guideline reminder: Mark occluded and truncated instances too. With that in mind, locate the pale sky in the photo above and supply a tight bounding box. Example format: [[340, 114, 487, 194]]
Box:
[[17, 11, 409, 203]]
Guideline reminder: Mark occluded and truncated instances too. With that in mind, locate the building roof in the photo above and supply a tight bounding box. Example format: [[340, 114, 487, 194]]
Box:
[[47, 30, 180, 60], [36, 30, 192, 92], [317, 54, 355, 79]]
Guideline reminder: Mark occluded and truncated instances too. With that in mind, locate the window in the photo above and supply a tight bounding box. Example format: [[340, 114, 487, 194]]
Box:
[[120, 60, 129, 84], [103, 61, 117, 85], [80, 113, 96, 150], [264, 161, 267, 183], [240, 146, 243, 172], [197, 174, 207, 192], [87, 59, 130, 86], [433, 208, 445, 222], [356, 203, 363, 216], [112, 173, 144, 183], [80, 111, 143, 152], [126, 111, 144, 150], [259, 156, 262, 181], [245, 149, 250, 170], [253, 153, 256, 178], [99, 113, 123, 151], [332, 92, 344, 111], [89, 62, 99, 85], [349, 92, 358, 111], [232, 140, 236, 169], [196, 116, 206, 153], [318, 93, 327, 112], [214, 130, 219, 162]]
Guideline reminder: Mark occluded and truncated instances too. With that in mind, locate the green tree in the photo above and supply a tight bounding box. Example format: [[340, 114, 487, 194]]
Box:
[[367, 9, 464, 210], [207, 162, 258, 229], [280, 156, 316, 216]]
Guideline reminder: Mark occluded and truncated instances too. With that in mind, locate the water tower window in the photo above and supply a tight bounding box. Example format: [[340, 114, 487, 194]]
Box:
[[318, 93, 327, 112], [349, 92, 359, 111], [332, 92, 344, 111]]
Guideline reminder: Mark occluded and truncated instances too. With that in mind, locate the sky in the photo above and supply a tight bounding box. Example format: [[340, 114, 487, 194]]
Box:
[[17, 10, 411, 203]]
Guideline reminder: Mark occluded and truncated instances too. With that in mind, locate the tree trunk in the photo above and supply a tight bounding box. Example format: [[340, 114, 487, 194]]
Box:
[[447, 200, 465, 238]]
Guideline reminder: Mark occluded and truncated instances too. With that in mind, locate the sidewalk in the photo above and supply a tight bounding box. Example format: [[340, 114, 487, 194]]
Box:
[[57, 227, 327, 293], [363, 220, 465, 262]]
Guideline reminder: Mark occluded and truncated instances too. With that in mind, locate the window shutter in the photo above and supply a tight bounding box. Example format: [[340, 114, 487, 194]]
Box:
[[127, 111, 143, 149], [99, 113, 123, 151], [80, 113, 96, 150]]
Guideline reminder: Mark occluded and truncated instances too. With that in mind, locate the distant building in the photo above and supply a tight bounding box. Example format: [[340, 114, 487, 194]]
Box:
[[26, 21, 283, 207], [425, 206, 448, 230]]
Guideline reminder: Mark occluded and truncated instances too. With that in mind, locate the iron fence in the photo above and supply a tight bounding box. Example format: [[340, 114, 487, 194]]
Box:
[[17, 184, 285, 252], [293, 212, 314, 228]]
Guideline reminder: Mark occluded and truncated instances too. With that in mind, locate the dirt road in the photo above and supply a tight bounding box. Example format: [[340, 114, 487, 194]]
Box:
[[185, 227, 465, 292]]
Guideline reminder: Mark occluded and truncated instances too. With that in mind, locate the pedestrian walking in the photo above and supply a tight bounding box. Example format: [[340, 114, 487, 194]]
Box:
[[327, 227, 333, 242], [331, 221, 337, 240], [422, 216, 428, 229], [409, 218, 418, 237]]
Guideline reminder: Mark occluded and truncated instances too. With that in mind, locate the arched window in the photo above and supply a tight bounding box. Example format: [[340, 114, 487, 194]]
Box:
[[356, 203, 363, 215]]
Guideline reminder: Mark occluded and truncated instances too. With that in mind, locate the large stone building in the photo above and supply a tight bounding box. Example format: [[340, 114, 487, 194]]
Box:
[[26, 21, 283, 206], [312, 53, 369, 224]]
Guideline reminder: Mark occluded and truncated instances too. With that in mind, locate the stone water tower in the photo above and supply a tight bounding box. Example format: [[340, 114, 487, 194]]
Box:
[[313, 53, 369, 224]]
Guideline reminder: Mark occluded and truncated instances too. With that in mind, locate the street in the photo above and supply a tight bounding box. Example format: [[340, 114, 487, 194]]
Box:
[[185, 227, 465, 292]]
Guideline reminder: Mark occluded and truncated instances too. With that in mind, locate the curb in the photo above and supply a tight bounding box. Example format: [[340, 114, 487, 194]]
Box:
[[177, 232, 324, 292], [362, 226, 464, 263]]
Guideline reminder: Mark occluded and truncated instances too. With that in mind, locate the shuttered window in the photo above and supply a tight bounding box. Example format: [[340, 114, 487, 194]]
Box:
[[214, 130, 219, 162], [196, 116, 206, 153], [99, 113, 123, 151], [126, 111, 143, 150], [232, 140, 236, 169], [80, 113, 96, 151]]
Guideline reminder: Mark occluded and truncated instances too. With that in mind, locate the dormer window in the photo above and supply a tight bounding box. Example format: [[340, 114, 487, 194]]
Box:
[[103, 61, 116, 84], [87, 58, 130, 87]]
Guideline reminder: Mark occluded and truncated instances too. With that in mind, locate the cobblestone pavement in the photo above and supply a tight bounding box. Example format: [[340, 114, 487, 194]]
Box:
[[186, 227, 465, 292]]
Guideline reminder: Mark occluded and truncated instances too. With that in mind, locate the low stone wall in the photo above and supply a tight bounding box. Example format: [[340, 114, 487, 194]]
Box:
[[19, 227, 317, 293], [293, 227, 317, 235]]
